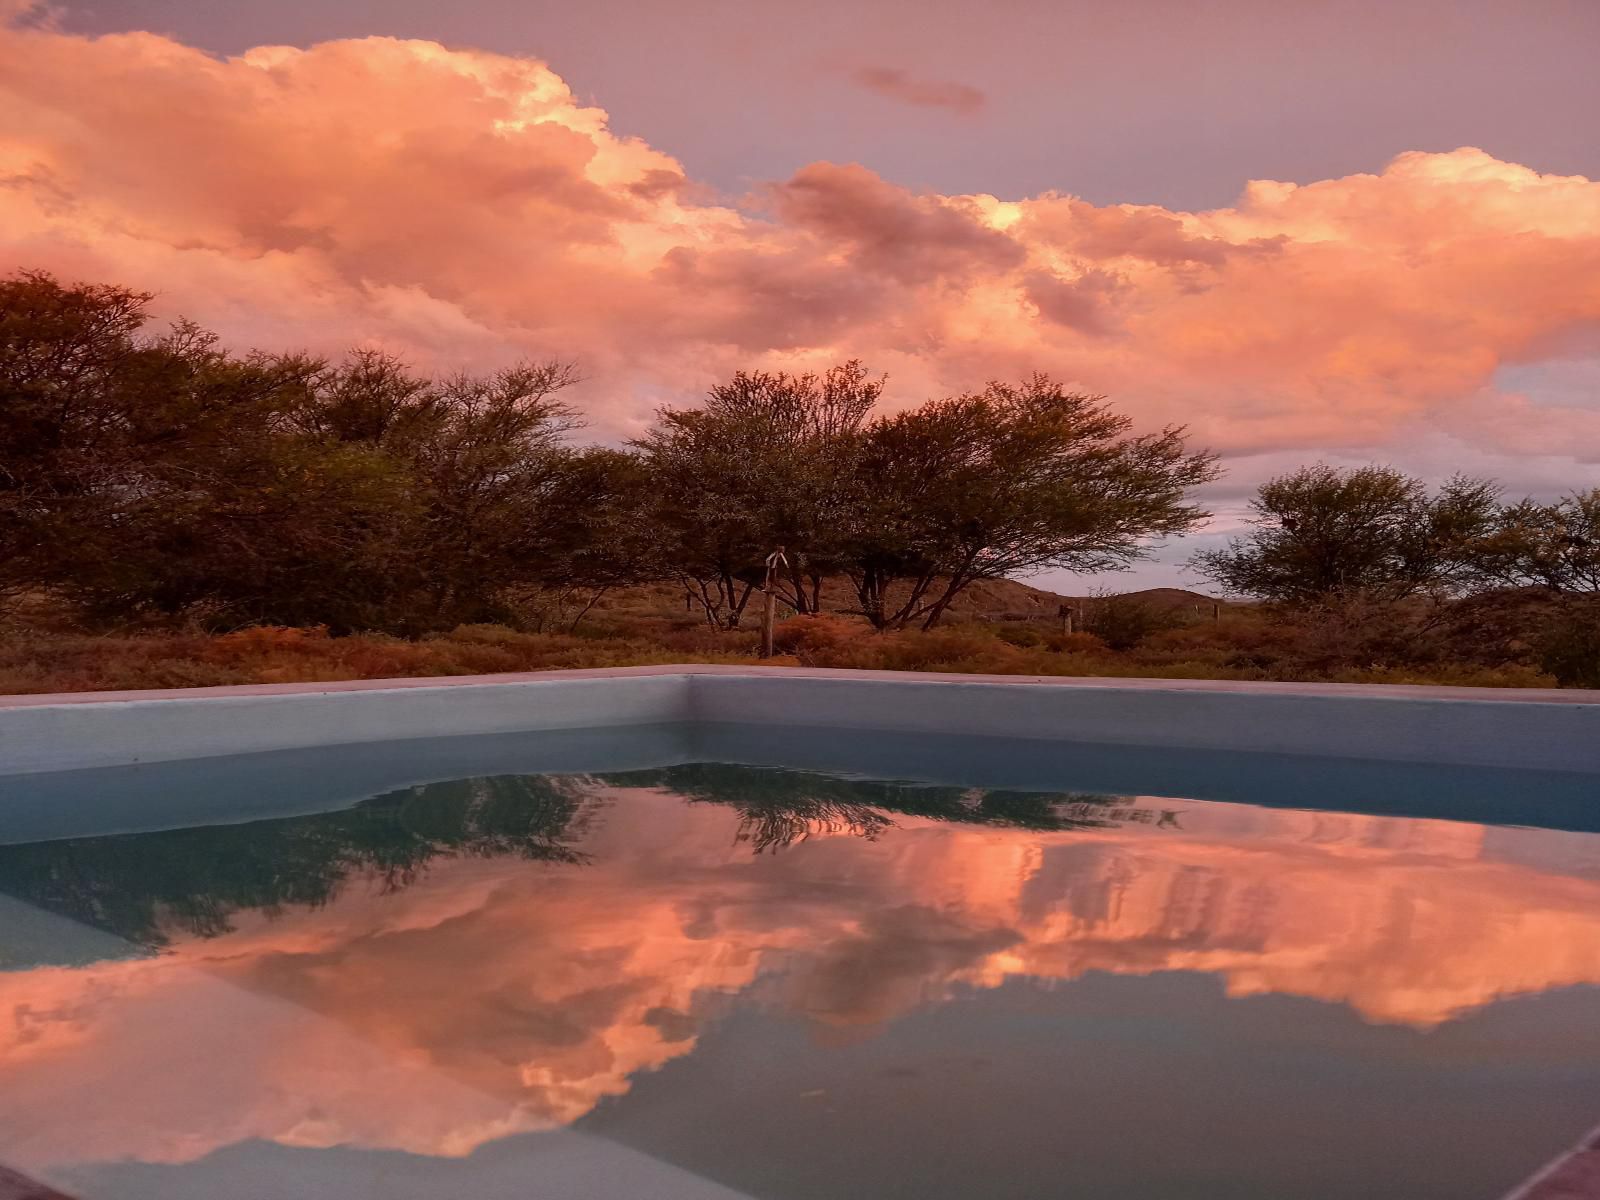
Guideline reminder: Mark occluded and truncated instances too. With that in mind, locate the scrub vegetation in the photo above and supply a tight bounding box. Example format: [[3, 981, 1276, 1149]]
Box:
[[3, 270, 1597, 694]]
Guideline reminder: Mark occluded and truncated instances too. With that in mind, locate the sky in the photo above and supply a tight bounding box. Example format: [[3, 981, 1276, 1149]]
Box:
[[3, 0, 1599, 589]]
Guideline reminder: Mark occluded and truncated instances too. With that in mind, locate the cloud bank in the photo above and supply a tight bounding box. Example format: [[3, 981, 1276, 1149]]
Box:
[[2, 19, 1599, 476]]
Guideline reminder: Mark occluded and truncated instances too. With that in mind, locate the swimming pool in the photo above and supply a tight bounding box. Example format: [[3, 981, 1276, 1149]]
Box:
[[3, 712, 1599, 1199]]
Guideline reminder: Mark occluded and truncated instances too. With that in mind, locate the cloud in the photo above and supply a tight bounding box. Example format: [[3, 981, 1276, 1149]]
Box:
[[769, 161, 1025, 284], [849, 65, 987, 115], [0, 0, 54, 25], [1, 20, 1599, 481]]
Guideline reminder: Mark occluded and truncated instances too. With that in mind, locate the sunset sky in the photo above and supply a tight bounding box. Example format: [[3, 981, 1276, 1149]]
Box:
[[3, 0, 1598, 586]]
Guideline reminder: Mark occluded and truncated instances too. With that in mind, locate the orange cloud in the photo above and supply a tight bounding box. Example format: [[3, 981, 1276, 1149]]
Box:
[[1, 19, 1598, 463], [4, 788, 1600, 1173]]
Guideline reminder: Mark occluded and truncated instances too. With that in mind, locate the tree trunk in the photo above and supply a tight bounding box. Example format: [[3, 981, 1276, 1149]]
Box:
[[884, 571, 937, 631], [787, 559, 811, 614], [566, 587, 609, 633], [854, 568, 888, 631], [918, 574, 969, 630], [725, 579, 755, 628]]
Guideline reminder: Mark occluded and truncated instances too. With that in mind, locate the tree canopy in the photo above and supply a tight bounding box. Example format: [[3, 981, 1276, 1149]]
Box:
[[1189, 465, 1501, 606], [638, 367, 1219, 631], [635, 361, 881, 627], [3, 269, 1216, 634], [1, 271, 641, 632], [844, 377, 1219, 629], [1464, 489, 1600, 594]]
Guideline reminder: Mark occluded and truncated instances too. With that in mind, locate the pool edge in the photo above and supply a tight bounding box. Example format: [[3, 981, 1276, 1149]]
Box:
[[3, 667, 1597, 777]]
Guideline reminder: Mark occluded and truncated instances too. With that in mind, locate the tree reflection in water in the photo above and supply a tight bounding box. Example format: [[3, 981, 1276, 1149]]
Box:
[[0, 774, 599, 946], [0, 765, 1145, 946], [599, 763, 1135, 853]]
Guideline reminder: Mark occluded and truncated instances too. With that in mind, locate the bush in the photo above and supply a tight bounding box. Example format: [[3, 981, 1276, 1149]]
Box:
[[0, 593, 1585, 696], [1043, 630, 1110, 654], [772, 614, 869, 661], [1081, 595, 1185, 651], [992, 623, 1046, 649], [1537, 602, 1600, 688]]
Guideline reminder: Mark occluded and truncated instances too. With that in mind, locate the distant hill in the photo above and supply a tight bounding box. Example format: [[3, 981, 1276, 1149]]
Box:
[[1073, 586, 1228, 613], [932, 581, 1228, 622], [600, 576, 1227, 626]]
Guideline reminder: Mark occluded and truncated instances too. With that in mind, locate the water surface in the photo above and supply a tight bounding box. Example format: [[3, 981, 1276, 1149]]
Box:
[[2, 733, 1599, 1198]]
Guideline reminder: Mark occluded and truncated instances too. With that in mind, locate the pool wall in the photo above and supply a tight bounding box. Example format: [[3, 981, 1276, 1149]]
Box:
[[2, 666, 1597, 777]]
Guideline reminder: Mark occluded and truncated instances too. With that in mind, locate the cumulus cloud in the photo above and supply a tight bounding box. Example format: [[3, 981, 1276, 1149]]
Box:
[[2, 19, 1599, 474], [849, 65, 987, 114]]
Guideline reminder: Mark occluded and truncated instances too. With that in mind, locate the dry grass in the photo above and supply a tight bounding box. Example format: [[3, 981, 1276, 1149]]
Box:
[[772, 613, 1553, 686], [0, 624, 773, 695], [0, 606, 1559, 696]]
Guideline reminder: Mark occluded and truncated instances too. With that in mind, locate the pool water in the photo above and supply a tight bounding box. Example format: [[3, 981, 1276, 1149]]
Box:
[[2, 726, 1599, 1199]]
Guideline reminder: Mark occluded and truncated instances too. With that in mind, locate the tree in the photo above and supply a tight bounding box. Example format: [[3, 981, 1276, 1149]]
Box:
[[841, 376, 1219, 630], [1, 270, 594, 633], [1189, 465, 1500, 605], [1459, 490, 1600, 686], [375, 359, 583, 629], [508, 448, 667, 631], [0, 273, 340, 619], [1464, 489, 1600, 594], [635, 362, 882, 627], [0, 274, 238, 601], [277, 349, 591, 629]]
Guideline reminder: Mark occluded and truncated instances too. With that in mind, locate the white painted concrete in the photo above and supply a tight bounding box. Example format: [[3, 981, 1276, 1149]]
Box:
[[688, 670, 1600, 772], [0, 670, 688, 776], [0, 666, 1596, 778]]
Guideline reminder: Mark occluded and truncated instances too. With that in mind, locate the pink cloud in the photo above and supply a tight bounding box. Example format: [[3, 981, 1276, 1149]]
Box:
[[2, 19, 1599, 474], [849, 65, 987, 115]]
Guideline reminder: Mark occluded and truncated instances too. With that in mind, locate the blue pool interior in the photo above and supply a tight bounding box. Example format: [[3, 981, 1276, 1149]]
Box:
[[2, 722, 1600, 1199]]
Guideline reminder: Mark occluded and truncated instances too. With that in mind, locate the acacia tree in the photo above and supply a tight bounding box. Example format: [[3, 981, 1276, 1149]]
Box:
[[277, 349, 594, 628], [1189, 464, 1500, 605], [1, 270, 598, 632], [508, 448, 667, 631], [635, 362, 882, 628], [381, 360, 583, 628], [0, 272, 350, 620], [841, 376, 1219, 630], [1460, 491, 1600, 686], [1463, 489, 1600, 594]]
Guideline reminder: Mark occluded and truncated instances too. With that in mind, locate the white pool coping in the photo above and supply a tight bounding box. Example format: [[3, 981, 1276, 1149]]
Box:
[[1, 665, 1597, 777]]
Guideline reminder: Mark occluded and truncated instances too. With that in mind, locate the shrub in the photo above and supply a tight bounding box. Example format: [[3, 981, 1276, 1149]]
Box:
[[1536, 602, 1600, 688], [772, 614, 869, 661], [993, 623, 1046, 649], [1254, 596, 1437, 677], [1042, 630, 1110, 655], [1081, 595, 1185, 651], [805, 628, 1029, 674], [199, 625, 331, 662]]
